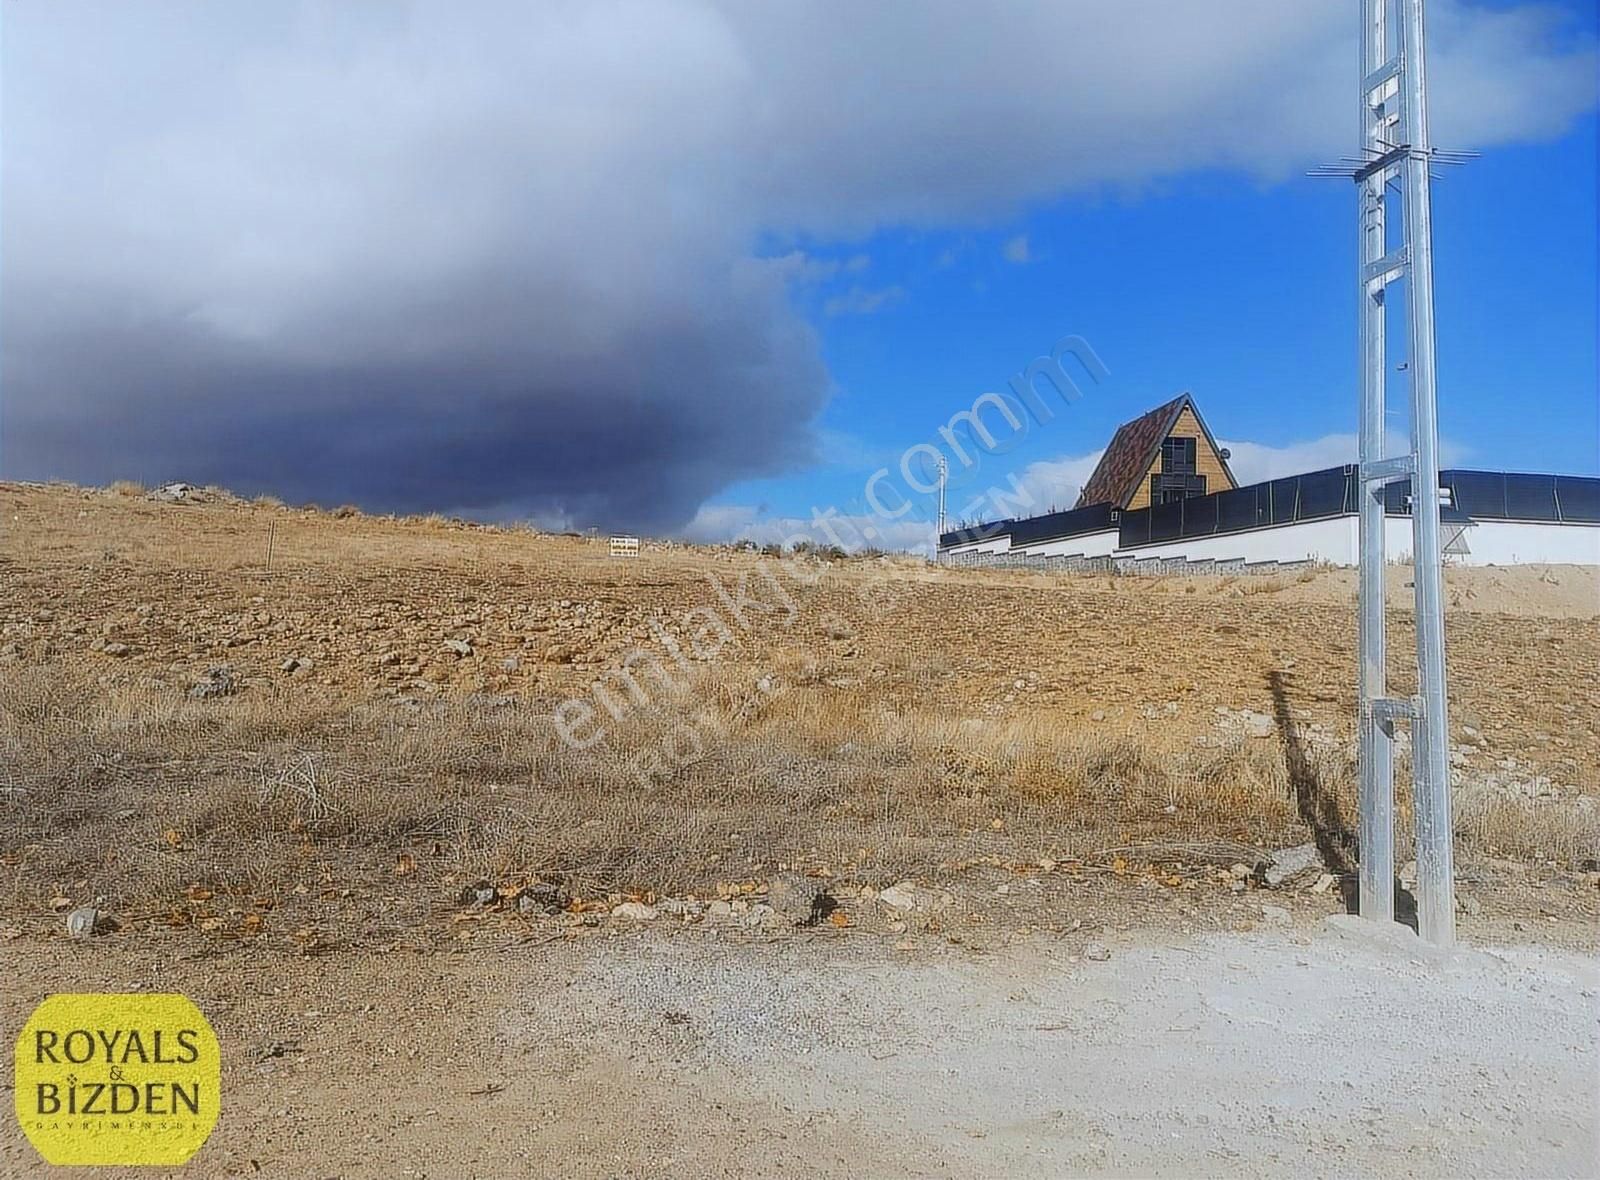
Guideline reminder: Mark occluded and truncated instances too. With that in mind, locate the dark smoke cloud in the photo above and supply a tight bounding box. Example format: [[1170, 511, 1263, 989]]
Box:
[[3, 2, 1592, 528]]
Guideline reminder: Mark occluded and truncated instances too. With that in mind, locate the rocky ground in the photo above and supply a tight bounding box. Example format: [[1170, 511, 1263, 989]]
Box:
[[2, 481, 1597, 1176]]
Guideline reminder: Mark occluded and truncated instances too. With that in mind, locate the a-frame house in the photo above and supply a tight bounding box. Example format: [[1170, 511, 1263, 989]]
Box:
[[1074, 393, 1238, 511]]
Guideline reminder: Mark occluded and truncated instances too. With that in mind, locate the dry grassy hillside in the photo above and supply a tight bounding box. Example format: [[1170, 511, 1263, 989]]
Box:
[[1, 481, 1596, 945]]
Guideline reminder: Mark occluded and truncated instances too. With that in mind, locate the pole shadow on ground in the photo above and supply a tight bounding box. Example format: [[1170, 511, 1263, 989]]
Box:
[[1266, 670, 1418, 931]]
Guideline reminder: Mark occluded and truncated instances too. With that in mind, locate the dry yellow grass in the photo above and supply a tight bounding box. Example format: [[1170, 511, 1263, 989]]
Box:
[[0, 480, 1595, 931], [0, 661, 1353, 914]]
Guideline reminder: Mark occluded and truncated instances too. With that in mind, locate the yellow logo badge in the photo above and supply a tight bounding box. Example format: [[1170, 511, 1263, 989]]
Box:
[[14, 993, 221, 1166]]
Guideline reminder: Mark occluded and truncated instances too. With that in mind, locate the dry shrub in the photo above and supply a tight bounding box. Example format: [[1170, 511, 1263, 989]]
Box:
[[1456, 788, 1600, 863], [109, 480, 145, 497], [1, 661, 1590, 919]]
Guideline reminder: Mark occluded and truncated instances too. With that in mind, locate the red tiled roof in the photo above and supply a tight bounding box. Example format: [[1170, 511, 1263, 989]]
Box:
[[1074, 394, 1191, 509]]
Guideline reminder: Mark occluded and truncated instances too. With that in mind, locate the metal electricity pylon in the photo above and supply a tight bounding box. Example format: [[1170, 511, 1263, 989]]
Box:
[[1310, 0, 1474, 945]]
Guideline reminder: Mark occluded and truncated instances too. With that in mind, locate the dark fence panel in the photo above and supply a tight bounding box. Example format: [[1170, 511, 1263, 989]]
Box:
[[1555, 475, 1600, 522], [1215, 485, 1261, 532], [1267, 478, 1300, 525], [1148, 499, 1184, 543], [984, 467, 1599, 552], [1007, 502, 1115, 547], [1184, 493, 1220, 536], [1119, 505, 1151, 547], [1446, 471, 1507, 519], [1501, 473, 1558, 522], [939, 520, 1012, 548], [1298, 466, 1351, 519]]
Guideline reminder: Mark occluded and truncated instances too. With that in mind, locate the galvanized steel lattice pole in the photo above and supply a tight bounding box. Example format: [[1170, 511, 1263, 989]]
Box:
[[1354, 0, 1455, 945]]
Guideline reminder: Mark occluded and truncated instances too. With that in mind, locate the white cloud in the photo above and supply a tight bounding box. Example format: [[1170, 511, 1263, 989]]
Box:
[[681, 502, 938, 554], [1221, 433, 1474, 485], [1010, 450, 1106, 513], [1002, 234, 1032, 264], [766, 249, 872, 284], [822, 285, 907, 317]]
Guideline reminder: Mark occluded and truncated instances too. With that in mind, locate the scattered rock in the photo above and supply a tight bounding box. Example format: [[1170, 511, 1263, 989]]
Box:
[[1264, 843, 1323, 888], [66, 907, 116, 938], [101, 642, 131, 658], [514, 879, 571, 915], [151, 482, 195, 502], [1456, 893, 1482, 917], [281, 656, 313, 675], [876, 881, 953, 914], [189, 665, 236, 700], [766, 872, 837, 927], [442, 639, 473, 657], [458, 880, 498, 908], [611, 901, 659, 922], [1083, 943, 1111, 962], [1311, 873, 1337, 895]]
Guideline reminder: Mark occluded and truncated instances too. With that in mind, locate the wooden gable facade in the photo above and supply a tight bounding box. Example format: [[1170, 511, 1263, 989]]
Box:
[[1075, 393, 1237, 511]]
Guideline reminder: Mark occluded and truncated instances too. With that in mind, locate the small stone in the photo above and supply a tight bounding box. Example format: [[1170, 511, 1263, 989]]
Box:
[[707, 900, 733, 918], [1311, 873, 1337, 895], [500, 656, 520, 672], [611, 902, 658, 922], [189, 665, 236, 700], [1229, 863, 1251, 880], [514, 879, 570, 915], [442, 639, 473, 657], [1264, 844, 1323, 888], [66, 907, 114, 938], [457, 881, 498, 908], [101, 642, 131, 658], [878, 882, 921, 911], [766, 873, 836, 927], [1084, 943, 1111, 962], [1241, 711, 1275, 739]]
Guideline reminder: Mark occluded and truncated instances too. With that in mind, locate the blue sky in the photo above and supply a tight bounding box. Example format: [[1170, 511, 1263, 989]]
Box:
[[702, 104, 1598, 545], [6, 2, 1596, 546]]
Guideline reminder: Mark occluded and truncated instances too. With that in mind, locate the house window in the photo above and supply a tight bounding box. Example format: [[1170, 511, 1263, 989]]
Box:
[[1161, 435, 1197, 475], [1151, 472, 1207, 504]]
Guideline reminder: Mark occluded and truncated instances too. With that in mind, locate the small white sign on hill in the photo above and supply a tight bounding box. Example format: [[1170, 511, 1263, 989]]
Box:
[[609, 535, 640, 558]]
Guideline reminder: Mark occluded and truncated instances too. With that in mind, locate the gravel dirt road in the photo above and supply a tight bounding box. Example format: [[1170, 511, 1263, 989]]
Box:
[[6, 915, 1595, 1178]]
